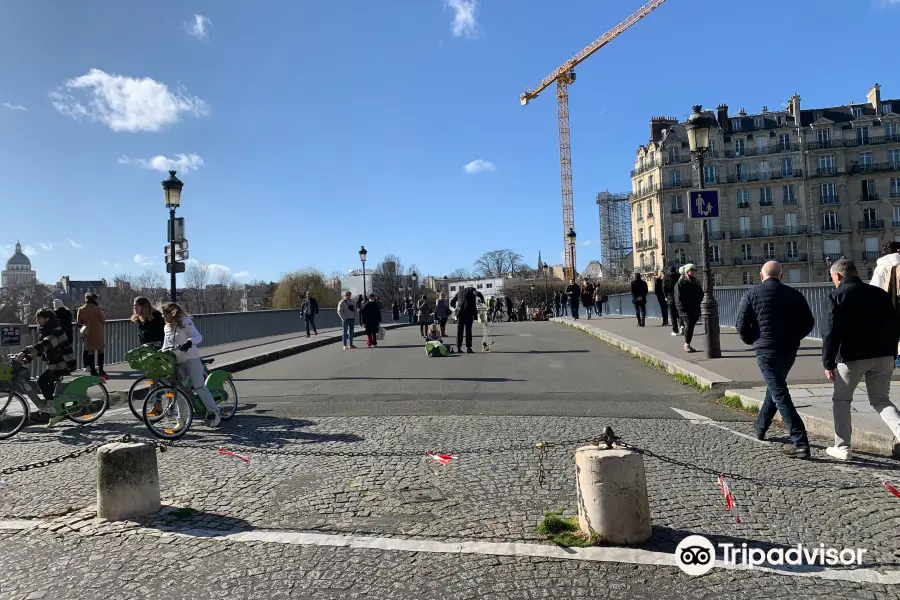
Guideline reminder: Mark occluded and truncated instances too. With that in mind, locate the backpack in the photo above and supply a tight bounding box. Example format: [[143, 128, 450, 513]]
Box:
[[887, 266, 900, 312], [426, 340, 450, 357]]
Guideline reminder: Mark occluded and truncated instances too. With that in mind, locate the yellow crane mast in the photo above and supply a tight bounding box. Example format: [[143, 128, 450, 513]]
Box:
[[520, 0, 669, 282]]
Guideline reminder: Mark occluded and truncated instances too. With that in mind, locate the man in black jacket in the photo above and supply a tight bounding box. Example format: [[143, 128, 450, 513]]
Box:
[[300, 292, 319, 337], [565, 280, 581, 319], [662, 265, 681, 336], [630, 273, 648, 327], [450, 286, 485, 354], [674, 265, 703, 351], [653, 271, 668, 327], [553, 292, 562, 317], [736, 261, 814, 458], [821, 259, 900, 460]]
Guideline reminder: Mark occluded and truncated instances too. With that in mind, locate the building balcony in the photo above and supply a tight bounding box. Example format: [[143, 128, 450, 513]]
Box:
[[631, 162, 659, 177], [737, 201, 750, 209], [726, 170, 803, 183], [724, 143, 801, 158], [847, 162, 900, 175], [775, 226, 809, 236], [732, 228, 777, 239], [839, 134, 900, 148], [823, 253, 844, 262], [663, 154, 691, 166], [808, 139, 845, 151], [892, 192, 900, 199], [783, 196, 797, 205], [820, 195, 840, 205], [668, 234, 690, 244], [858, 220, 885, 230], [634, 183, 661, 197], [670, 207, 685, 214], [781, 254, 808, 263], [707, 258, 724, 266], [635, 239, 657, 250], [859, 195, 880, 202], [862, 251, 880, 260], [708, 231, 726, 241], [662, 180, 691, 190], [822, 224, 842, 233], [733, 256, 767, 266], [759, 199, 774, 207], [814, 167, 845, 178]]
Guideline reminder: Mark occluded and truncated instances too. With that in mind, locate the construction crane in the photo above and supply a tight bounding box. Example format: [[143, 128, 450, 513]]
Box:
[[520, 0, 668, 282]]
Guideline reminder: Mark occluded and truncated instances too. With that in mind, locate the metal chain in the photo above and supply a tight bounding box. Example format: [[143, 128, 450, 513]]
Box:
[[1, 442, 103, 475]]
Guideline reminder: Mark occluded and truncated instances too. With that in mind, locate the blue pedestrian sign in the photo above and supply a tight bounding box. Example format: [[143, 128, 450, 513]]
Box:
[[688, 189, 720, 220]]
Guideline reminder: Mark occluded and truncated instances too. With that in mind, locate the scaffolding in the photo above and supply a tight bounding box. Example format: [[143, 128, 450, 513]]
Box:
[[597, 191, 633, 279]]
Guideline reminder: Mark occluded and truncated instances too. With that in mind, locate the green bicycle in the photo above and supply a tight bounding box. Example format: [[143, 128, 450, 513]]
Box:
[[125, 346, 237, 441], [0, 355, 109, 439]]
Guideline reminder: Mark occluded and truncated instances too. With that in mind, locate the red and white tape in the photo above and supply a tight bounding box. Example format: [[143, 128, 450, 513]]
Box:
[[717, 475, 742, 524]]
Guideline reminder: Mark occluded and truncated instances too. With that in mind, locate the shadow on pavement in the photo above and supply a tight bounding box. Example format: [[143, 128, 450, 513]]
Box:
[[137, 505, 254, 535], [233, 376, 527, 383], [490, 349, 590, 354]]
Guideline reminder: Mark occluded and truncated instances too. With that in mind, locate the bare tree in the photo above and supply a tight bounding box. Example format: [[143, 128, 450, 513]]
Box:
[[207, 267, 240, 313], [449, 267, 471, 279], [184, 262, 211, 313], [133, 270, 168, 304], [0, 281, 54, 324], [473, 249, 524, 277], [371, 254, 404, 304]]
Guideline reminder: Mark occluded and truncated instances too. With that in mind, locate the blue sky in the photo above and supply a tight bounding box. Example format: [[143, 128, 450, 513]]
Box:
[[1, 0, 899, 285]]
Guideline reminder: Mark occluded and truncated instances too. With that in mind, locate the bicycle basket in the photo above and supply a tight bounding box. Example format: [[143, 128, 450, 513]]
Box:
[[125, 346, 157, 371], [140, 350, 175, 379], [0, 362, 14, 382]]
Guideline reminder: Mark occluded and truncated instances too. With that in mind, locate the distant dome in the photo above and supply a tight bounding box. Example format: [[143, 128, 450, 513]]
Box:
[[6, 242, 32, 268]]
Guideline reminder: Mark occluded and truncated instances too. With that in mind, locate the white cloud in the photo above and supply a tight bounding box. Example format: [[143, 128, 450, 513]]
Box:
[[21, 245, 37, 256], [101, 261, 110, 267], [187, 14, 212, 40], [463, 159, 495, 174], [232, 271, 250, 279], [581, 240, 600, 247], [50, 68, 209, 133], [3, 102, 26, 111], [68, 239, 82, 249], [118, 153, 204, 173], [444, 0, 478, 37], [877, 0, 900, 6], [134, 254, 153, 266], [39, 243, 54, 251]]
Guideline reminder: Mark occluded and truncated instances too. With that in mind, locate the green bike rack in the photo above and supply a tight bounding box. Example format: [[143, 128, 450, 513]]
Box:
[[205, 370, 232, 392]]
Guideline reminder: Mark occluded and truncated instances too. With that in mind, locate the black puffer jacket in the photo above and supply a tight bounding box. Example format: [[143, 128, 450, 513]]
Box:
[[735, 278, 814, 353], [674, 276, 703, 318], [662, 272, 679, 304], [822, 276, 900, 369]]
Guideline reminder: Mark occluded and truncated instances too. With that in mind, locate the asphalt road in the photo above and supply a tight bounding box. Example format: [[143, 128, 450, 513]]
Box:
[[230, 320, 744, 420]]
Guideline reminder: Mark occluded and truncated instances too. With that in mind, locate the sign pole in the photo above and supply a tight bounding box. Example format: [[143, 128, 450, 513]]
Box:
[[169, 208, 177, 302], [695, 152, 721, 359]]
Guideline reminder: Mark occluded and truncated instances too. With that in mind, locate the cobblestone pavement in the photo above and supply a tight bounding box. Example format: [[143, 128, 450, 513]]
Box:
[[2, 324, 900, 598]]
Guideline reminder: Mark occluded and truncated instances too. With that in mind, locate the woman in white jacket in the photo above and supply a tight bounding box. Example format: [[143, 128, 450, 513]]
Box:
[[161, 302, 221, 427], [870, 242, 900, 290]]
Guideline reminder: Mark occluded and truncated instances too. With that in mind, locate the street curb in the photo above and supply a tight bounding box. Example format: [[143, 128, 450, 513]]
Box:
[[551, 318, 731, 391], [724, 389, 900, 458]]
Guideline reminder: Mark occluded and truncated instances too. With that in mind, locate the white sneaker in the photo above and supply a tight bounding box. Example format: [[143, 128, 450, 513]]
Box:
[[671, 332, 678, 336], [825, 446, 852, 460], [684, 343, 696, 353]]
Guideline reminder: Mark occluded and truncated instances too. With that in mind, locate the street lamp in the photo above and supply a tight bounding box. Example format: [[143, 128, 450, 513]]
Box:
[[824, 255, 833, 282], [685, 104, 722, 359], [359, 246, 368, 297], [542, 264, 550, 305], [162, 170, 183, 302], [566, 228, 577, 282], [411, 272, 418, 296]]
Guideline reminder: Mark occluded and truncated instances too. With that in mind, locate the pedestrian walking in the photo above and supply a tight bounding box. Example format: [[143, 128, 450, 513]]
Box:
[[300, 291, 319, 337], [674, 264, 703, 352], [565, 279, 580, 319], [416, 294, 431, 338], [338, 291, 358, 349], [736, 261, 814, 458], [663, 265, 682, 336], [581, 278, 595, 319], [630, 273, 648, 327], [822, 259, 900, 460], [435, 292, 451, 338], [870, 241, 900, 290], [391, 300, 400, 324], [75, 292, 107, 377], [654, 271, 668, 327], [361, 293, 383, 348], [592, 286, 602, 317], [505, 295, 514, 322], [553, 292, 562, 317], [52, 299, 73, 344], [451, 285, 485, 354]]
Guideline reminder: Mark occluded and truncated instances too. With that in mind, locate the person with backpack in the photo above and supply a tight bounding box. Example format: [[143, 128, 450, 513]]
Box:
[[630, 272, 649, 327], [450, 285, 485, 354]]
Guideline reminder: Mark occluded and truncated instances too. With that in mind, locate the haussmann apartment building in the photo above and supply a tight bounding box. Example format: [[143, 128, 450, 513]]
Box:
[[629, 83, 900, 285]]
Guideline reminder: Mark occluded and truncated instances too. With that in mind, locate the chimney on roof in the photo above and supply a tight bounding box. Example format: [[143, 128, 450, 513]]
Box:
[[787, 93, 801, 124], [868, 83, 882, 113], [738, 108, 746, 116], [761, 106, 768, 113], [716, 104, 728, 130], [649, 116, 678, 143]]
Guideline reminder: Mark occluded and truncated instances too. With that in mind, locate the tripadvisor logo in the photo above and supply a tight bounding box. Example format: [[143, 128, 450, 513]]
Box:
[[675, 535, 867, 576]]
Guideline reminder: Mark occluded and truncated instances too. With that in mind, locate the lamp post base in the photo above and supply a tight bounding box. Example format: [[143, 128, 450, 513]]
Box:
[[700, 294, 722, 359]]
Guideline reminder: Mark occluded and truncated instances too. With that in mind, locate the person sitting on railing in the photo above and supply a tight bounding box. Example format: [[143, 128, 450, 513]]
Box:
[[15, 308, 78, 427], [161, 302, 221, 428]]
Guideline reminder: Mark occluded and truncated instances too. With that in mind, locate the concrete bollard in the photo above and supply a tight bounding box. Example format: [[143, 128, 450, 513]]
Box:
[[575, 446, 652, 544], [96, 441, 161, 521]]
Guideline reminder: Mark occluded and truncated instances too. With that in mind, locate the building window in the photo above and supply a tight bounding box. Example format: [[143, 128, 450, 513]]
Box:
[[764, 242, 776, 260], [852, 106, 864, 118], [476, 284, 483, 289], [758, 161, 771, 178], [788, 269, 802, 283], [887, 123, 899, 138], [891, 177, 900, 198], [889, 149, 900, 166], [742, 271, 752, 285], [648, 175, 654, 189], [818, 154, 835, 173], [667, 146, 681, 164], [648, 226, 655, 242], [732, 118, 742, 131], [739, 215, 751, 233], [674, 248, 686, 264], [785, 211, 798, 229], [863, 207, 877, 227], [786, 241, 799, 259], [638, 228, 644, 242], [760, 187, 773, 205], [710, 245, 721, 263], [636, 204, 643, 220], [735, 162, 747, 181], [486, 283, 493, 288], [713, 273, 723, 286], [863, 179, 876, 200], [450, 286, 457, 292], [737, 188, 750, 207], [703, 165, 717, 184], [783, 185, 796, 204], [754, 117, 764, 129], [816, 128, 831, 143], [859, 151, 872, 166], [779, 133, 791, 149], [857, 126, 870, 145], [823, 211, 840, 231], [671, 195, 683, 213], [824, 239, 841, 256], [883, 103, 893, 115], [670, 170, 681, 186], [734, 138, 745, 156], [740, 244, 752, 260], [893, 206, 900, 225], [781, 157, 793, 174], [821, 182, 837, 201]]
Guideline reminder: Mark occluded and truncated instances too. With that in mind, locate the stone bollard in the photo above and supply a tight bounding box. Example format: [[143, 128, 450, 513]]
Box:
[[96, 441, 161, 521], [575, 446, 652, 544]]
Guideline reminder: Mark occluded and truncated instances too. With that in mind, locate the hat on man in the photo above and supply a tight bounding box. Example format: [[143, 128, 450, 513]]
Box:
[[53, 299, 64, 310], [683, 263, 696, 273]]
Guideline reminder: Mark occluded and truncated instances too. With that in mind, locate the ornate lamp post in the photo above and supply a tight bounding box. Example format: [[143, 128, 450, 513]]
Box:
[[542, 264, 550, 305], [411, 272, 418, 297], [566, 228, 577, 282], [359, 246, 368, 297], [685, 105, 722, 359], [162, 170, 183, 302]]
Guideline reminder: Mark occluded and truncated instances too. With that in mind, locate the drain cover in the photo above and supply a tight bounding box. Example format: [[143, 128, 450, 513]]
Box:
[[400, 488, 445, 503]]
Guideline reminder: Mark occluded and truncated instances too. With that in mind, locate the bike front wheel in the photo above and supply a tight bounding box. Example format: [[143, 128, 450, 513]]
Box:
[[0, 392, 28, 439], [218, 377, 239, 420], [128, 377, 159, 421], [142, 385, 193, 440], [64, 381, 109, 424]]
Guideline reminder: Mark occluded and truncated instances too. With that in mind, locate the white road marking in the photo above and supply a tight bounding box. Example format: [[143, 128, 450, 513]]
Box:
[[670, 407, 766, 444], [0, 519, 896, 583]]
